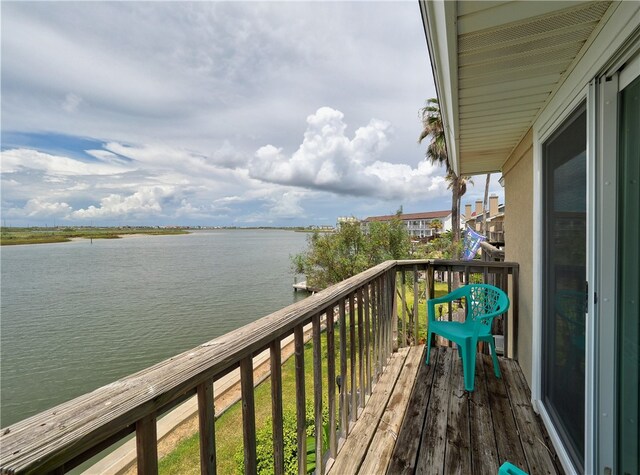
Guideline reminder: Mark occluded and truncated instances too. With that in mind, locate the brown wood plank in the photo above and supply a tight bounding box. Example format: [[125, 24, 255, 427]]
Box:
[[270, 341, 285, 475], [327, 347, 410, 475], [357, 288, 365, 409], [482, 355, 527, 470], [312, 313, 324, 474], [501, 359, 559, 475], [339, 299, 349, 437], [294, 325, 307, 475], [360, 345, 425, 474], [349, 293, 357, 423], [415, 347, 454, 475], [401, 271, 407, 346], [511, 266, 519, 360], [197, 381, 216, 475], [444, 350, 472, 474], [135, 413, 158, 475], [326, 306, 338, 458], [364, 285, 371, 396], [469, 353, 499, 475], [413, 266, 419, 344], [240, 356, 257, 475], [386, 346, 441, 475]]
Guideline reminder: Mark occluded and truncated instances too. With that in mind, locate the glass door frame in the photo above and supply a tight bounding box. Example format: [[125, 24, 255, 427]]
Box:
[[596, 49, 640, 475]]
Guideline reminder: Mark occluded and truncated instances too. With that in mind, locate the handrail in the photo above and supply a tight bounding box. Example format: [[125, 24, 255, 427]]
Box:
[[0, 259, 518, 474]]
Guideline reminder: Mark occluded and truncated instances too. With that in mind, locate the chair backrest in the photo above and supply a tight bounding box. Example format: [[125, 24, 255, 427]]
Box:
[[465, 284, 509, 333]]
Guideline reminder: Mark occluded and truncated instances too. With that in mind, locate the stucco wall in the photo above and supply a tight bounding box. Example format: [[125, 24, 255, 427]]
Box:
[[503, 128, 534, 386]]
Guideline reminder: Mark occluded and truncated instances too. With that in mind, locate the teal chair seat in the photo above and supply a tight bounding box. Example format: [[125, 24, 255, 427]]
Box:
[[425, 284, 509, 391]]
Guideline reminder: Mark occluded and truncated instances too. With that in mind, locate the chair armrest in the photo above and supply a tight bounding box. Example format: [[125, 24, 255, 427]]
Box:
[[427, 286, 467, 322], [429, 286, 467, 305]]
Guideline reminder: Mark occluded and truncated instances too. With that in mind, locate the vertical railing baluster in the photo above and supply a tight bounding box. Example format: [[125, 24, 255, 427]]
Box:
[[349, 292, 357, 422], [339, 299, 348, 437], [136, 413, 158, 475], [357, 288, 365, 408], [378, 277, 384, 367], [377, 277, 384, 373], [385, 272, 391, 360], [371, 281, 378, 382], [512, 266, 519, 360], [401, 271, 407, 347], [312, 313, 323, 475], [270, 341, 284, 475], [390, 269, 397, 353], [413, 265, 418, 345], [240, 357, 257, 475], [326, 306, 337, 458], [197, 381, 216, 475], [447, 266, 452, 321], [502, 267, 510, 359], [364, 284, 371, 396], [294, 325, 306, 475]]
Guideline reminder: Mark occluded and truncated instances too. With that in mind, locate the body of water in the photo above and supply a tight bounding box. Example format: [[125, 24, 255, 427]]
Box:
[[0, 229, 309, 427]]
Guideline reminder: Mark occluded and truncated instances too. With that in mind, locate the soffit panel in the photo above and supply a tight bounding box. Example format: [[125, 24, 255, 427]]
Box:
[[455, 0, 612, 175]]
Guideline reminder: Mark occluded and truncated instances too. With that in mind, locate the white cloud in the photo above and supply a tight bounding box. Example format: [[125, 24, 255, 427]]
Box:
[[269, 191, 305, 219], [1, 3, 496, 226], [248, 107, 447, 200], [71, 186, 175, 219], [1, 148, 131, 176], [23, 198, 72, 217]]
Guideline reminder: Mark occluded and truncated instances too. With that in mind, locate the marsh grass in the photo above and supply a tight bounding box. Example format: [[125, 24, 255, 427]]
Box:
[[0, 227, 189, 245]]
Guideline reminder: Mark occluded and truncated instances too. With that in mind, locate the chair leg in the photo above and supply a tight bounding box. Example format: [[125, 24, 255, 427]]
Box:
[[462, 339, 477, 392], [488, 338, 502, 379], [425, 331, 432, 365]]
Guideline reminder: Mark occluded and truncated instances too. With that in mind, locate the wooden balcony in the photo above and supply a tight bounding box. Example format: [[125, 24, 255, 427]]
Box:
[[328, 345, 563, 474], [0, 259, 540, 475]]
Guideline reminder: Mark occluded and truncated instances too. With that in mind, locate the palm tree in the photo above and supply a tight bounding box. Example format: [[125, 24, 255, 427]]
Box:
[[482, 173, 491, 236], [419, 99, 471, 259]]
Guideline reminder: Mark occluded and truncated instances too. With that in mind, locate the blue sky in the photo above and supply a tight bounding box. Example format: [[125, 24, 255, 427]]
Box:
[[1, 2, 503, 227]]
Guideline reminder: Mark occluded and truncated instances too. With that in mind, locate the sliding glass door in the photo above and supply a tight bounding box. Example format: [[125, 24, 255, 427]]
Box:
[[542, 104, 587, 472], [617, 74, 639, 475]]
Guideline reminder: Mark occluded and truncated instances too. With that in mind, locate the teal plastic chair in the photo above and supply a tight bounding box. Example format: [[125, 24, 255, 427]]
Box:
[[498, 461, 528, 474], [425, 284, 509, 391]]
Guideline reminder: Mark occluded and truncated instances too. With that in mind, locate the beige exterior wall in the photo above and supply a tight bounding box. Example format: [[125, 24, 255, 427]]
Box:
[[502, 128, 534, 386]]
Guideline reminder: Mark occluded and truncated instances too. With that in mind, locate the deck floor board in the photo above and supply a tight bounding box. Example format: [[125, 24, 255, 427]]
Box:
[[332, 345, 564, 475]]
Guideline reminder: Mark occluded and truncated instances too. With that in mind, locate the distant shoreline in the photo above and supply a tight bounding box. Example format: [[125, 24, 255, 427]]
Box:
[[0, 226, 334, 246], [0, 227, 190, 246]]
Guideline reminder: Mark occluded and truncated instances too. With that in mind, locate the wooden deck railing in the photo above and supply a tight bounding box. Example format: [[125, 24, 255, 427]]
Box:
[[0, 259, 518, 475]]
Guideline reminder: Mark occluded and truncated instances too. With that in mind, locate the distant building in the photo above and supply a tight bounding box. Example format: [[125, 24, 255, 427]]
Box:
[[463, 195, 505, 244], [361, 210, 452, 239], [336, 216, 360, 229]]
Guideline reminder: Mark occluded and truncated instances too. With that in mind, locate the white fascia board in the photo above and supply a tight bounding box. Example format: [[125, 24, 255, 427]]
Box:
[[421, 0, 460, 176]]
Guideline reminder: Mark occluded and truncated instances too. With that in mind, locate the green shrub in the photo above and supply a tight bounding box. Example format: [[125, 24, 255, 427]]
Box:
[[235, 403, 329, 475]]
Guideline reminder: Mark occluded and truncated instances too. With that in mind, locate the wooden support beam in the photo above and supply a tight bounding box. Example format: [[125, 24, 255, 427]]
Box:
[[270, 340, 284, 475], [312, 313, 323, 474], [197, 381, 216, 475], [294, 325, 306, 475], [240, 357, 257, 475], [135, 414, 158, 475]]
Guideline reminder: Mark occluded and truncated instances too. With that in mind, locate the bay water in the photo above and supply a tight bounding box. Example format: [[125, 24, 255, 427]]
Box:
[[0, 229, 309, 427]]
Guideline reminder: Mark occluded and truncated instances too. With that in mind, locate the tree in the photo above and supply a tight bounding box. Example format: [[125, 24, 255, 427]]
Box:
[[419, 98, 471, 260], [482, 173, 490, 236], [293, 213, 410, 289], [430, 219, 443, 236]]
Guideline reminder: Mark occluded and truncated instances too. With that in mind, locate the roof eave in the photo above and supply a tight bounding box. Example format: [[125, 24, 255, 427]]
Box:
[[420, 0, 460, 176]]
